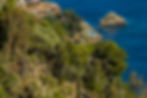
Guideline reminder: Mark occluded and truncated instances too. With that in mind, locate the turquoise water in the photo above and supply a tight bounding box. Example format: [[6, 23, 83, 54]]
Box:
[[50, 0, 147, 80]]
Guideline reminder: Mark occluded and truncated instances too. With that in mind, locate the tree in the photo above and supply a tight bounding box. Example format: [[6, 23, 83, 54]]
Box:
[[93, 41, 127, 77]]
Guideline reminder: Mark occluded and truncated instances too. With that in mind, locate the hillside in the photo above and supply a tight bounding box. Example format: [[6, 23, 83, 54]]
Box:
[[0, 0, 146, 98]]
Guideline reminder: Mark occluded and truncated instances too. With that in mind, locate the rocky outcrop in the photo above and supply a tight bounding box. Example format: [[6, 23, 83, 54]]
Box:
[[100, 12, 126, 29], [0, 0, 5, 7], [26, 2, 61, 17], [17, 0, 26, 8], [80, 21, 102, 43], [16, 0, 61, 17], [73, 21, 102, 43]]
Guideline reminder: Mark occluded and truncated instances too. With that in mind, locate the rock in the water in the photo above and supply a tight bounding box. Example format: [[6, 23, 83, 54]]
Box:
[[100, 12, 126, 29]]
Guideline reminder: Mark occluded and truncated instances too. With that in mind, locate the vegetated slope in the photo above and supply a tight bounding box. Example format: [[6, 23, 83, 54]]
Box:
[[0, 0, 145, 98]]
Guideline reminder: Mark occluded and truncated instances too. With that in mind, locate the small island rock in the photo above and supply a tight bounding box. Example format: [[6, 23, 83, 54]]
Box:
[[100, 12, 126, 29]]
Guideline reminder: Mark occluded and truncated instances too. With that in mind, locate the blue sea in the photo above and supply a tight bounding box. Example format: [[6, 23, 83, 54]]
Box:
[[50, 0, 147, 81]]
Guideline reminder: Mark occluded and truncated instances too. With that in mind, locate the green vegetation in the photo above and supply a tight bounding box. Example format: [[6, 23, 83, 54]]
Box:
[[0, 0, 146, 98]]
